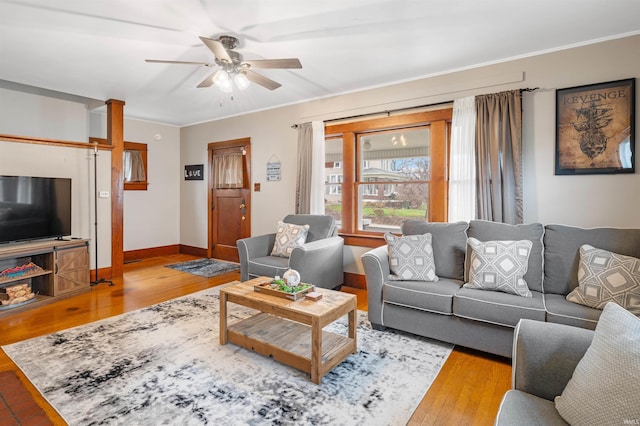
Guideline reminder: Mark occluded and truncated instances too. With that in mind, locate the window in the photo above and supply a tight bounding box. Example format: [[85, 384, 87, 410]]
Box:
[[123, 141, 148, 190], [325, 108, 451, 246]]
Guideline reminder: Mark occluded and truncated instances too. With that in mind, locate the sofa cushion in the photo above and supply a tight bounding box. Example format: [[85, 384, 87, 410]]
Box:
[[283, 214, 335, 242], [543, 224, 640, 295], [565, 245, 640, 315], [247, 255, 290, 278], [401, 220, 468, 280], [464, 237, 533, 297], [467, 220, 544, 293], [385, 232, 438, 282], [555, 302, 640, 425], [453, 288, 546, 327], [496, 390, 569, 426], [383, 278, 462, 315], [544, 293, 600, 330], [271, 221, 309, 257]]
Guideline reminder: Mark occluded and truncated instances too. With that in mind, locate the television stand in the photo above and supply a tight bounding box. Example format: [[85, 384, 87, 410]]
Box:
[[0, 239, 90, 317]]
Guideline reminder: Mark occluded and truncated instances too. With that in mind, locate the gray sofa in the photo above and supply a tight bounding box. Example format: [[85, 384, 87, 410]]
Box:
[[237, 214, 344, 289], [495, 319, 594, 425], [361, 219, 640, 357]]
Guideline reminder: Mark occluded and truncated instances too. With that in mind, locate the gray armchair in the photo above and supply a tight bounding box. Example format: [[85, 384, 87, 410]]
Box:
[[495, 319, 594, 425], [237, 214, 344, 289]]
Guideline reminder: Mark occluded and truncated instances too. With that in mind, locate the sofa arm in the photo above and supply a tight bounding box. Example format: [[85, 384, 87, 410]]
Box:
[[513, 319, 594, 401], [237, 233, 276, 281], [289, 236, 344, 289], [361, 245, 390, 326]]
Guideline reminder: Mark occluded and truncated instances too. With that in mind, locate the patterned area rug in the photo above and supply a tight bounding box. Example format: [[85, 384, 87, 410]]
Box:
[[165, 258, 239, 278], [3, 287, 452, 425]]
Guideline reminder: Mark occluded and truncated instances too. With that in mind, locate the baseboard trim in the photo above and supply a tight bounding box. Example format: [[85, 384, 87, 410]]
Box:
[[343, 272, 366, 290], [179, 244, 208, 258], [124, 244, 180, 262], [90, 267, 113, 282]]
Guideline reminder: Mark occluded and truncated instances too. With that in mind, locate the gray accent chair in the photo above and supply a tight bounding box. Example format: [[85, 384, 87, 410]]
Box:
[[495, 319, 594, 425], [237, 214, 344, 289]]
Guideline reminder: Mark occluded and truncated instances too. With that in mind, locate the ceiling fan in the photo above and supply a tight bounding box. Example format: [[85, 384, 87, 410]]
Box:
[[146, 35, 302, 91]]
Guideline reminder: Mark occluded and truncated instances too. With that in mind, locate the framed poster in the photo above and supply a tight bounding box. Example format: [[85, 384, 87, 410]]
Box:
[[555, 78, 635, 175]]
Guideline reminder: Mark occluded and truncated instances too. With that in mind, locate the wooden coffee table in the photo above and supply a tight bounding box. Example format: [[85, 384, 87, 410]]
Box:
[[219, 277, 357, 384]]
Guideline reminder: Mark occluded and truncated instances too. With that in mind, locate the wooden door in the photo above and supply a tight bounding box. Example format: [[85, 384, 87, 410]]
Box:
[[208, 138, 251, 262]]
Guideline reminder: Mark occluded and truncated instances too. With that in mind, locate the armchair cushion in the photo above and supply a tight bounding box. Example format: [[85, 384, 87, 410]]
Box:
[[555, 302, 640, 425], [282, 214, 335, 242], [271, 221, 309, 257]]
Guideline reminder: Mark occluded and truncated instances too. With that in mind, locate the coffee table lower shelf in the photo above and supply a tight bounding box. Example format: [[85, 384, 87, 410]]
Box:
[[227, 312, 356, 383]]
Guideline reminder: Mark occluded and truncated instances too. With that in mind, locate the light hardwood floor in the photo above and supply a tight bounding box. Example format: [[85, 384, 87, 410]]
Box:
[[0, 254, 511, 425]]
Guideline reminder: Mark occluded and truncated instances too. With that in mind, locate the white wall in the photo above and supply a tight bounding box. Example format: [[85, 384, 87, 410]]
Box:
[[0, 88, 111, 270], [180, 108, 298, 249], [90, 114, 181, 252], [180, 34, 640, 274]]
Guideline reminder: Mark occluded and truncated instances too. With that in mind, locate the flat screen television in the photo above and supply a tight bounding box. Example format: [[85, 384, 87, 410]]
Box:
[[0, 176, 72, 244]]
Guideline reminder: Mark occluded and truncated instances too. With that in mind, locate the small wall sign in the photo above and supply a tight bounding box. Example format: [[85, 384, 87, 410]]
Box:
[[266, 161, 281, 181], [184, 164, 204, 180]]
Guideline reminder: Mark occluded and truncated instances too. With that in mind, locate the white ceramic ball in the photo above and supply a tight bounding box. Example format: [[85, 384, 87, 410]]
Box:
[[283, 269, 301, 287]]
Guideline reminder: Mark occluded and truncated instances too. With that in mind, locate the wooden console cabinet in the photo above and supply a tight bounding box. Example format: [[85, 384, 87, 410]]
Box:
[[0, 239, 90, 317]]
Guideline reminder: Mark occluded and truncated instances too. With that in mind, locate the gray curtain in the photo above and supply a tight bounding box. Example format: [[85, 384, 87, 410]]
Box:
[[475, 90, 523, 224], [295, 122, 313, 214], [123, 150, 146, 182]]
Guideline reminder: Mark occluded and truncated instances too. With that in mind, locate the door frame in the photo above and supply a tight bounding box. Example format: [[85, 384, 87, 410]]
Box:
[[207, 138, 251, 259]]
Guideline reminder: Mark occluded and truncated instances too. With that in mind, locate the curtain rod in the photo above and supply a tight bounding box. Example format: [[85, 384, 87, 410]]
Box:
[[291, 87, 539, 129]]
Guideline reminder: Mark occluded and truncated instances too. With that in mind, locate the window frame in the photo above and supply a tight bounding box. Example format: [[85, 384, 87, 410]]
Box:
[[325, 108, 452, 247], [123, 141, 148, 191]]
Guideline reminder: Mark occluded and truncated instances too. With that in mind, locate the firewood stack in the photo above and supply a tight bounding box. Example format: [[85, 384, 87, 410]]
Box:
[[0, 283, 36, 306]]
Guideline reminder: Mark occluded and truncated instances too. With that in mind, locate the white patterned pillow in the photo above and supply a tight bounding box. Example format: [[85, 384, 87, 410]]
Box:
[[566, 245, 640, 315], [555, 302, 640, 425], [271, 221, 310, 258], [385, 232, 438, 282], [463, 238, 533, 297]]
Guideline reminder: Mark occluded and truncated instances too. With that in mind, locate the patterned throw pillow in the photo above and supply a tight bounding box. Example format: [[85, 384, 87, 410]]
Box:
[[385, 232, 439, 282], [271, 221, 310, 258], [463, 237, 533, 297], [566, 245, 640, 315], [555, 302, 640, 425]]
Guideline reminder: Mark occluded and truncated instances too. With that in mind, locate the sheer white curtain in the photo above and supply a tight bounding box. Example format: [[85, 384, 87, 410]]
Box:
[[310, 121, 325, 214], [212, 153, 243, 188], [448, 96, 477, 222]]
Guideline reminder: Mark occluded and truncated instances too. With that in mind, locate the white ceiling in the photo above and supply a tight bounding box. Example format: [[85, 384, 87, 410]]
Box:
[[1, 0, 640, 127]]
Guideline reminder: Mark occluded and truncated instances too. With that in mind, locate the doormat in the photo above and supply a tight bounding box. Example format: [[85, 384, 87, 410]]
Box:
[[3, 288, 452, 425], [165, 258, 239, 278], [0, 370, 52, 425]]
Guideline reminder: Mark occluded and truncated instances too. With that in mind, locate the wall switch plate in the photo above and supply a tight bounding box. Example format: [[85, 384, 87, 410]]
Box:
[[254, 183, 261, 192], [99, 191, 109, 198]]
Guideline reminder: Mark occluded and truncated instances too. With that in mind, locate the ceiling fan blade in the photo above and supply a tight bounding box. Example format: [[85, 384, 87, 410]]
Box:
[[199, 36, 232, 63], [197, 73, 216, 88], [243, 58, 302, 69], [244, 70, 281, 90], [146, 59, 214, 66]]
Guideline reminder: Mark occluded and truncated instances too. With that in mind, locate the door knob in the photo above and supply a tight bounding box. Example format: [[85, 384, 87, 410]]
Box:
[[239, 203, 246, 209]]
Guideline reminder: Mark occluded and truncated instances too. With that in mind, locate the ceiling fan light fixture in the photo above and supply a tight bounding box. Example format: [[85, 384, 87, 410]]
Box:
[[212, 69, 230, 86], [219, 78, 233, 93], [234, 72, 250, 90]]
